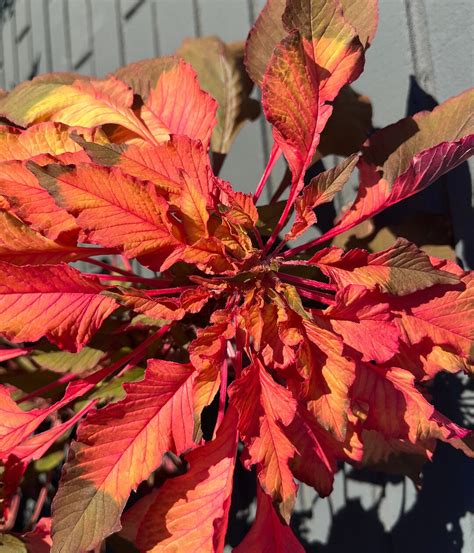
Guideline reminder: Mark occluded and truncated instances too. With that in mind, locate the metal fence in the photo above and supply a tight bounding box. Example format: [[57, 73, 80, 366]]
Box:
[[1, 1, 473, 551]]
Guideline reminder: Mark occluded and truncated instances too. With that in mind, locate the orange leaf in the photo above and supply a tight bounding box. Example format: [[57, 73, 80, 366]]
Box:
[[0, 161, 79, 242], [229, 359, 297, 521], [312, 238, 460, 295], [134, 406, 239, 553], [0, 262, 117, 351], [30, 162, 184, 262], [51, 360, 196, 553], [141, 59, 217, 147], [0, 210, 90, 265]]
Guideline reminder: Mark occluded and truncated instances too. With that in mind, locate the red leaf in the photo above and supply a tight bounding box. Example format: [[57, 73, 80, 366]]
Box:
[[229, 359, 297, 521], [234, 485, 304, 553], [0, 262, 118, 351], [286, 404, 338, 497], [313, 285, 401, 363], [0, 210, 98, 265], [29, 162, 184, 263], [311, 238, 460, 295], [0, 161, 79, 242], [286, 153, 359, 240], [51, 360, 196, 553], [141, 59, 217, 147], [133, 406, 239, 553]]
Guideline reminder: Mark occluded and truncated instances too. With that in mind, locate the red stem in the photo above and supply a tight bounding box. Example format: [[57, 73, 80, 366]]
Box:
[[83, 273, 172, 286], [121, 255, 133, 272], [18, 373, 77, 404], [253, 142, 281, 203], [295, 286, 336, 305], [263, 181, 299, 255], [280, 233, 330, 258], [277, 272, 336, 291], [145, 286, 195, 296], [214, 359, 228, 438], [84, 257, 139, 278]]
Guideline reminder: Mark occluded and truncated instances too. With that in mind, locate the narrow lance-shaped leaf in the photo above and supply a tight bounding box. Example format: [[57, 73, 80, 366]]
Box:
[[132, 406, 239, 553], [51, 360, 197, 553], [177, 37, 260, 154], [0, 262, 118, 352], [285, 153, 359, 240], [262, 0, 365, 249]]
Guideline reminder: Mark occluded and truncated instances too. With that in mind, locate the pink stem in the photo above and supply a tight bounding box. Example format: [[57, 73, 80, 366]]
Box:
[[121, 255, 133, 272], [277, 272, 336, 291], [281, 233, 330, 258], [85, 257, 139, 278], [263, 181, 298, 255], [18, 373, 77, 404], [295, 286, 336, 305], [253, 142, 282, 203], [83, 273, 172, 286], [214, 359, 228, 438], [145, 286, 195, 296]]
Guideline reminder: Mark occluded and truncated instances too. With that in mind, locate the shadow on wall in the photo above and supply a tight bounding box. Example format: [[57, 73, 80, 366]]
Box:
[[290, 375, 474, 553]]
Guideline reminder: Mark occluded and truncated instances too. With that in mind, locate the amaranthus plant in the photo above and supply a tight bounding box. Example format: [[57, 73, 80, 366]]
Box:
[[0, 0, 472, 551]]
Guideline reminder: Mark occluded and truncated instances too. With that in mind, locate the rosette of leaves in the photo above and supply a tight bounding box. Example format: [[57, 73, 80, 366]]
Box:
[[0, 0, 473, 551]]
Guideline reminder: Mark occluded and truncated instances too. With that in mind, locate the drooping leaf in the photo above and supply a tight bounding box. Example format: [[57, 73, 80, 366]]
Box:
[[234, 485, 304, 553], [132, 406, 239, 553], [177, 37, 260, 153], [244, 0, 287, 86], [353, 363, 471, 448], [314, 285, 400, 363], [286, 404, 338, 497], [339, 0, 379, 48], [0, 210, 90, 265], [312, 239, 460, 295], [286, 153, 359, 240], [0, 262, 118, 351], [112, 56, 178, 99], [140, 59, 218, 147], [0, 161, 79, 242], [29, 162, 184, 262], [0, 77, 155, 143], [0, 122, 89, 162], [301, 320, 355, 441], [229, 359, 297, 521], [395, 272, 473, 361], [51, 360, 196, 553]]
